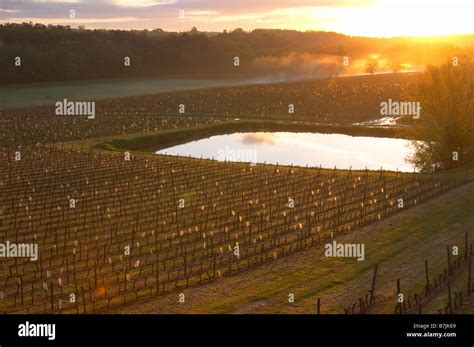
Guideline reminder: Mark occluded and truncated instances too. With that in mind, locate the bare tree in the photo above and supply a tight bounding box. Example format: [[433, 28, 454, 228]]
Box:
[[406, 59, 474, 171], [364, 59, 379, 75], [390, 60, 402, 74]]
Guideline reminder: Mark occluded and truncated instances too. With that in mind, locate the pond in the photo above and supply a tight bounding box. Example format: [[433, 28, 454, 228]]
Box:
[[156, 132, 416, 172]]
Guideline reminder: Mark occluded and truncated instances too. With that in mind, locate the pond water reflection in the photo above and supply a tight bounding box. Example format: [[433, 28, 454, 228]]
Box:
[[156, 132, 416, 172]]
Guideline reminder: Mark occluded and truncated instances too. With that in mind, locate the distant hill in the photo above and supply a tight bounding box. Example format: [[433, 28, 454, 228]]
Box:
[[0, 23, 472, 84]]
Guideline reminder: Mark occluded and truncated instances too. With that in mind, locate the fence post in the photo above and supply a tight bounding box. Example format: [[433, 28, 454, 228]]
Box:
[[468, 260, 472, 296], [81, 287, 86, 314], [465, 231, 469, 260], [447, 280, 452, 313], [425, 260, 430, 296], [396, 278, 402, 314], [370, 264, 378, 304], [447, 245, 452, 275], [50, 281, 54, 311]]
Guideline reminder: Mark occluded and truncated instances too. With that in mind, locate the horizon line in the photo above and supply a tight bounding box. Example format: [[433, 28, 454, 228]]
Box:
[[1, 21, 474, 40]]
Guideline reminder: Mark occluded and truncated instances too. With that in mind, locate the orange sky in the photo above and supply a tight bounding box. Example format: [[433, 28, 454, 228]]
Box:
[[0, 0, 473, 37]]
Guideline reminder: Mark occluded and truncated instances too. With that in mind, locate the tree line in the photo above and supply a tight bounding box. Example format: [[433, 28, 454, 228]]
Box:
[[1, 23, 472, 84]]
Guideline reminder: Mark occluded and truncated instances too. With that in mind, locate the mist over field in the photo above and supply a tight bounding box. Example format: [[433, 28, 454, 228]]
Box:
[[1, 23, 472, 84]]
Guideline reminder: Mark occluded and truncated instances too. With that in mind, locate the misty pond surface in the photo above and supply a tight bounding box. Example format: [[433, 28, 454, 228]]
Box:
[[156, 132, 416, 172]]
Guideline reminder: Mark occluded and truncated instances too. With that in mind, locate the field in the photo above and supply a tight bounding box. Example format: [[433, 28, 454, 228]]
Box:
[[0, 77, 252, 110], [0, 73, 472, 314], [116, 181, 474, 314], [0, 73, 415, 147]]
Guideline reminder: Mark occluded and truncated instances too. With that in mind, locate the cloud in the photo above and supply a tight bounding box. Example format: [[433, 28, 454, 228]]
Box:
[[1, 16, 143, 24], [238, 133, 277, 145], [0, 0, 472, 35], [0, 0, 353, 31], [113, 0, 176, 8], [0, 8, 21, 13], [187, 10, 217, 16], [209, 13, 266, 22], [30, 0, 82, 3]]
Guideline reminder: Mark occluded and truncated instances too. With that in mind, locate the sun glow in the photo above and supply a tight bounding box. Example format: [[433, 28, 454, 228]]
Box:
[[291, 0, 474, 37], [1, 0, 472, 36]]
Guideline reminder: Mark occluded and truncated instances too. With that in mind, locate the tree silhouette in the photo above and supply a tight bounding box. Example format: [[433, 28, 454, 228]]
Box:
[[405, 59, 474, 171], [364, 59, 379, 75]]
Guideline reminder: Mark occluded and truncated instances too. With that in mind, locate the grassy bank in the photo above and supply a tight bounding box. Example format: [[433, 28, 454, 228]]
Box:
[[95, 120, 404, 152]]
